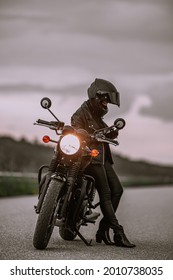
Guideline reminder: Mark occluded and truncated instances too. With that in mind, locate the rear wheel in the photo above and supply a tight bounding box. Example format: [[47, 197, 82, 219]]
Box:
[[33, 178, 64, 250], [59, 199, 88, 241], [59, 226, 77, 240]]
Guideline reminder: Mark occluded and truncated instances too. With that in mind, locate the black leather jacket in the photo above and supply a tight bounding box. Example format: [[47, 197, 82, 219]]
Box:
[[71, 100, 117, 165]]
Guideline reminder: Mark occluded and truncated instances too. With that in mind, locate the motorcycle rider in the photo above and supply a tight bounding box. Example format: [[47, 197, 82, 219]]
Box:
[[71, 78, 135, 247]]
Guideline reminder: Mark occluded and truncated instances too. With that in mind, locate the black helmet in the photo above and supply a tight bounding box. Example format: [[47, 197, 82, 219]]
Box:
[[87, 78, 120, 107]]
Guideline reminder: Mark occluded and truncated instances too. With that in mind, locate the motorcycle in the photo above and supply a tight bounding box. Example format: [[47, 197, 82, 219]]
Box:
[[33, 97, 126, 250]]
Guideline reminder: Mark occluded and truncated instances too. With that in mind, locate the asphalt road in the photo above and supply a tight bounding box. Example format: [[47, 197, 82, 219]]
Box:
[[0, 186, 173, 260]]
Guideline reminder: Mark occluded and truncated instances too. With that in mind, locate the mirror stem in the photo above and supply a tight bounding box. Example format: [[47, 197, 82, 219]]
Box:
[[47, 107, 61, 122]]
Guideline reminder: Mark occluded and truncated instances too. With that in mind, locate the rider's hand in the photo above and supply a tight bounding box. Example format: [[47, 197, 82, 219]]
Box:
[[106, 128, 118, 139]]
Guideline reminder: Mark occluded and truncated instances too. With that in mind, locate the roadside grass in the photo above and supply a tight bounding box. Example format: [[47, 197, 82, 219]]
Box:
[[0, 176, 38, 197], [121, 176, 173, 187]]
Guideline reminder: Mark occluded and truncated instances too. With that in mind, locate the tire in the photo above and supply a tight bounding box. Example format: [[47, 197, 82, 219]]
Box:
[[59, 226, 77, 241], [33, 178, 63, 250]]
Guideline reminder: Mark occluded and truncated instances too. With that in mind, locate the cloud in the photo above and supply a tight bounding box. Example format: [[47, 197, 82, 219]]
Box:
[[0, 0, 173, 75], [0, 67, 91, 89], [111, 94, 173, 164], [7, 2, 173, 48], [140, 79, 173, 121], [1, 0, 172, 44], [1, 67, 173, 122]]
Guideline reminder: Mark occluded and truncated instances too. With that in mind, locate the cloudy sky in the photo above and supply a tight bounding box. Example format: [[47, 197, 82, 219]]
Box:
[[0, 0, 173, 165]]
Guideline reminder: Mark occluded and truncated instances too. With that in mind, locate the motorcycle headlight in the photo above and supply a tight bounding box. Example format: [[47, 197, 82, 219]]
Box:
[[60, 134, 80, 155]]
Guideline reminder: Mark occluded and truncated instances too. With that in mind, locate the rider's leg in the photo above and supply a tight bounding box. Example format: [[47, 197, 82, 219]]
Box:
[[85, 163, 135, 247]]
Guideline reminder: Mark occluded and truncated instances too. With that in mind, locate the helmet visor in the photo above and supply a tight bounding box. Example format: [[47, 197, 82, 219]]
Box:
[[96, 90, 120, 107]]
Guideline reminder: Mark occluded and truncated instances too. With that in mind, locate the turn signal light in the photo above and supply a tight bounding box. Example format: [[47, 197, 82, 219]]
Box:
[[90, 149, 99, 157], [42, 135, 50, 143]]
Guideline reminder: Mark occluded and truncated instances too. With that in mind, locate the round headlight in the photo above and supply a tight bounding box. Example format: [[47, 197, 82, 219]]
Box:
[[60, 134, 80, 155]]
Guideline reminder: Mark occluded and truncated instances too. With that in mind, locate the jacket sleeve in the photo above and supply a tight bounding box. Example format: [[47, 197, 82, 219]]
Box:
[[71, 112, 85, 129]]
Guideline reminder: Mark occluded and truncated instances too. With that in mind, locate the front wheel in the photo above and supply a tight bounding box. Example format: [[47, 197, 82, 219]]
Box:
[[33, 178, 64, 250]]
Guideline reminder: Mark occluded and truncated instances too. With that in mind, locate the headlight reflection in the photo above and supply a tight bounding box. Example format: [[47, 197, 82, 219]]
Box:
[[60, 134, 80, 155]]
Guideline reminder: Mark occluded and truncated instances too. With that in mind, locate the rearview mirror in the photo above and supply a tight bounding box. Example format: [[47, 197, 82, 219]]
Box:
[[114, 118, 126, 130], [40, 97, 52, 109]]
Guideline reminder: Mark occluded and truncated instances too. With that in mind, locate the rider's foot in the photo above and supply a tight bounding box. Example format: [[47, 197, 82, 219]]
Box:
[[96, 228, 113, 245], [113, 228, 136, 248], [85, 211, 100, 221]]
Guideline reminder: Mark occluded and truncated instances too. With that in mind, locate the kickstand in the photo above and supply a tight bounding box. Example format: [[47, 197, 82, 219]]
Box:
[[74, 227, 92, 246]]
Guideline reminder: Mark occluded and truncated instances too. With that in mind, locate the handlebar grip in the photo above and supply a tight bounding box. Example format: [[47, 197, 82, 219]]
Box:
[[37, 119, 51, 125]]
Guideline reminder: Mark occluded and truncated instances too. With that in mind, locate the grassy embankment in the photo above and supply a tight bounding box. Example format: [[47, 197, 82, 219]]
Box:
[[0, 175, 38, 197]]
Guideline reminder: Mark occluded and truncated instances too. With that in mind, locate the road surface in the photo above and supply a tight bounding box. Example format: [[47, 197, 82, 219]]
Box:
[[0, 186, 173, 260]]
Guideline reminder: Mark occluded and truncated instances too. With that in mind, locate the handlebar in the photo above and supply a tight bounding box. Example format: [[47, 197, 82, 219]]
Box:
[[34, 120, 120, 146], [93, 125, 118, 136], [93, 134, 119, 147], [37, 119, 52, 125], [34, 119, 64, 131]]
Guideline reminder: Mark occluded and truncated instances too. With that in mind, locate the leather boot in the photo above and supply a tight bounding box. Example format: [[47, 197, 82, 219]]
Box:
[[96, 220, 114, 245], [96, 228, 113, 245], [114, 228, 136, 248]]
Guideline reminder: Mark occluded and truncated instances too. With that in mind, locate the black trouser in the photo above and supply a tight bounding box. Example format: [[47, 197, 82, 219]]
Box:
[[86, 161, 123, 231]]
